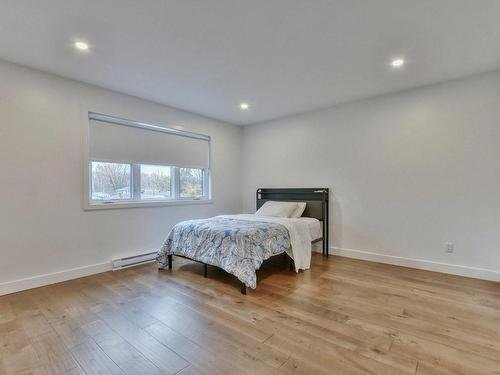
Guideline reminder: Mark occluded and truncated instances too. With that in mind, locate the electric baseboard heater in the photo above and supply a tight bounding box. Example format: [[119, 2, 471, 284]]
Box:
[[112, 251, 157, 270]]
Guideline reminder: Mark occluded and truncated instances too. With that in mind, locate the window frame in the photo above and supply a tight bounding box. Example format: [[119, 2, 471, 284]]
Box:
[[84, 113, 212, 210]]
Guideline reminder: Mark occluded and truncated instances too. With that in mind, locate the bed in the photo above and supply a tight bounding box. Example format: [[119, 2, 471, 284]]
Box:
[[157, 188, 329, 294]]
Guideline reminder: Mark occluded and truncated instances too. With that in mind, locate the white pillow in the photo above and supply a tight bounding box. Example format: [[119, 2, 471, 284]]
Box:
[[255, 201, 298, 218], [289, 202, 306, 218]]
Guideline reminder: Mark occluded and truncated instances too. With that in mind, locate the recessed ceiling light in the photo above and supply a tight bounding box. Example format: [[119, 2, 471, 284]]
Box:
[[74, 41, 89, 51], [240, 102, 249, 110], [391, 58, 405, 68]]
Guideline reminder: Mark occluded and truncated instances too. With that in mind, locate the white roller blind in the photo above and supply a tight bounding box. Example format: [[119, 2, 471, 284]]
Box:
[[89, 115, 210, 169]]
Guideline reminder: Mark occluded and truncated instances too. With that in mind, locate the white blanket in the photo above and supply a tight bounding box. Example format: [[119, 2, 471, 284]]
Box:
[[218, 214, 312, 271]]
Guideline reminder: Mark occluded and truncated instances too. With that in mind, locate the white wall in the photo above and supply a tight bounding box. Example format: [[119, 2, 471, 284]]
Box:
[[242, 71, 500, 280], [0, 60, 242, 294]]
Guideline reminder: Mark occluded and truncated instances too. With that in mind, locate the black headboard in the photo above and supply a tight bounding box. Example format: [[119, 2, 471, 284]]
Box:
[[256, 188, 329, 256]]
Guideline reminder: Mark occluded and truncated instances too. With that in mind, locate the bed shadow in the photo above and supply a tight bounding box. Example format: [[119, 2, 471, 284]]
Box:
[[175, 253, 298, 293]]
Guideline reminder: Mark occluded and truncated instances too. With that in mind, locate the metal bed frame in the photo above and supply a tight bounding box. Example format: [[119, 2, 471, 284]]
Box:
[[164, 187, 329, 294]]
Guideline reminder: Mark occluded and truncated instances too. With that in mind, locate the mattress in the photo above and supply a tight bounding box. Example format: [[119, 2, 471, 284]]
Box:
[[293, 217, 322, 240]]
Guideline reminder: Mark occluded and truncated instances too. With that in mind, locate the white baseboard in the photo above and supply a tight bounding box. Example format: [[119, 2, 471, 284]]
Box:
[[0, 261, 112, 296], [2, 246, 498, 296], [330, 246, 500, 282]]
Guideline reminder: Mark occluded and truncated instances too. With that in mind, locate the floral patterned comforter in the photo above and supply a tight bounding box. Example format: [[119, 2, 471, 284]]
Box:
[[157, 216, 291, 288]]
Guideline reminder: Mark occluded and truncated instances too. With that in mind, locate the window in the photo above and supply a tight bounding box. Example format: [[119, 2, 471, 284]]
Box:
[[140, 164, 172, 200], [89, 163, 207, 203], [86, 113, 211, 208], [91, 161, 131, 200], [180, 168, 204, 198]]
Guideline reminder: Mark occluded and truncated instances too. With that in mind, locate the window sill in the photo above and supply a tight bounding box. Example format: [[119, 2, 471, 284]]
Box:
[[84, 199, 213, 211]]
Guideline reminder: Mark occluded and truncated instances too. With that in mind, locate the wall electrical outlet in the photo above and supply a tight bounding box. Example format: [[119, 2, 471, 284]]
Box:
[[446, 242, 454, 253]]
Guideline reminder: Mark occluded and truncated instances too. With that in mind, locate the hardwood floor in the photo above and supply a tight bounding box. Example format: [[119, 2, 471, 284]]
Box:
[[1, 254, 499, 375]]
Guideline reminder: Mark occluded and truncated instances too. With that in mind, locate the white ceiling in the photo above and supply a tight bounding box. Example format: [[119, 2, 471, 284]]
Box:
[[1, 0, 500, 125]]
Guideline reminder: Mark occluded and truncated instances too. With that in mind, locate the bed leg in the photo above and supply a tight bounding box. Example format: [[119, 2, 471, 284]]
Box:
[[168, 254, 173, 270], [289, 257, 294, 272], [204, 263, 208, 278], [240, 283, 247, 295]]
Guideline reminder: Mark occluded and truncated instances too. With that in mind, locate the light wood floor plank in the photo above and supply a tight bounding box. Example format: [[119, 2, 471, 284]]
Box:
[[0, 321, 47, 375], [145, 321, 247, 375], [70, 338, 124, 375], [92, 305, 189, 375], [0, 298, 15, 324], [82, 320, 165, 375], [30, 331, 79, 374], [176, 366, 205, 375], [130, 294, 288, 374]]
